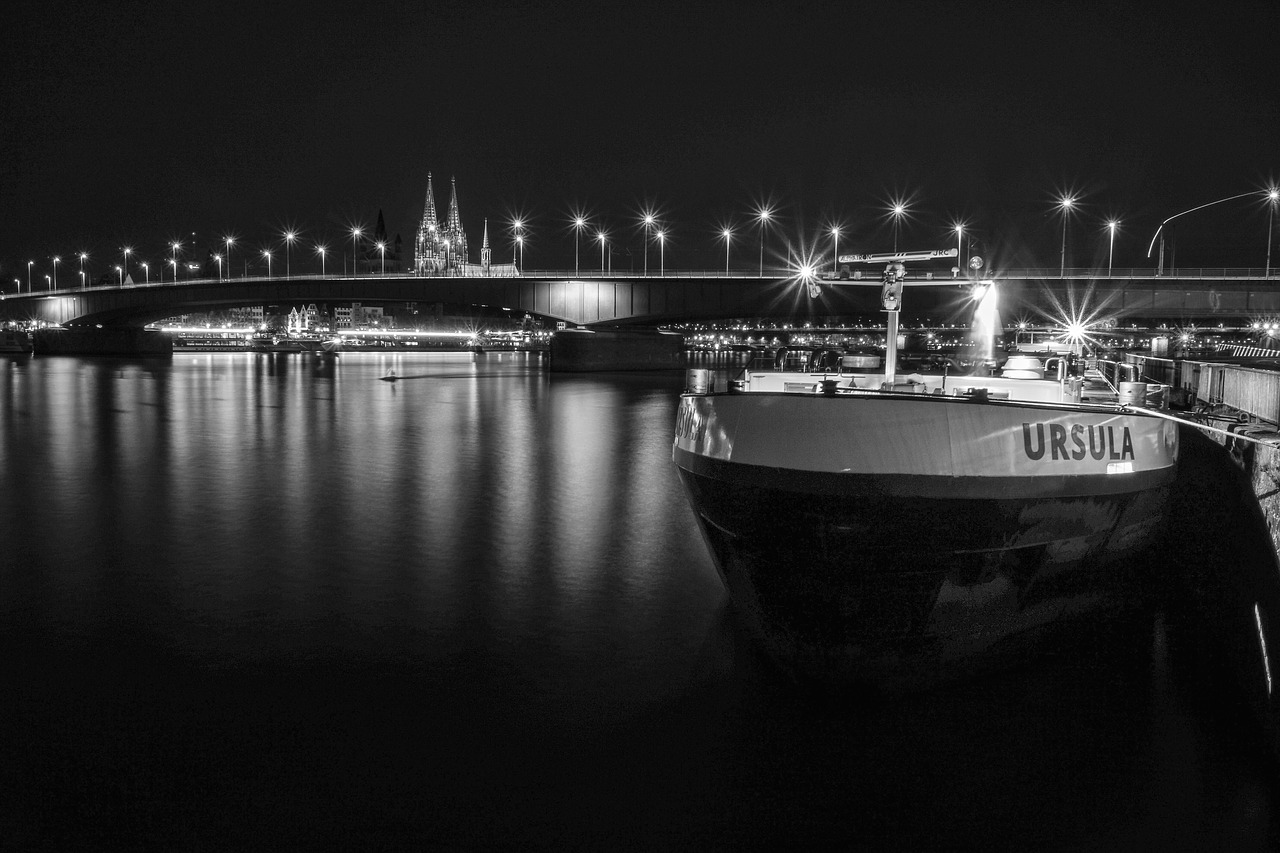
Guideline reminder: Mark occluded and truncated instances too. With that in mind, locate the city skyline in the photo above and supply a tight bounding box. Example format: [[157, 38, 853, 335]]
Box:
[[3, 1, 1276, 279]]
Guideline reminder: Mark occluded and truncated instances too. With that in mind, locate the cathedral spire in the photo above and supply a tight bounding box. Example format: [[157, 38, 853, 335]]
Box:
[[422, 172, 438, 227], [415, 172, 440, 275], [481, 218, 491, 273], [445, 176, 462, 235]]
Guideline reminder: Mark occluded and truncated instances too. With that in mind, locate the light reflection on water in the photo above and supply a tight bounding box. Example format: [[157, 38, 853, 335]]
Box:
[[0, 350, 1273, 848], [0, 352, 724, 715]]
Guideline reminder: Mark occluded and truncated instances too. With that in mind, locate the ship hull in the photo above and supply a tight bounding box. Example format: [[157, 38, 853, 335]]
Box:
[[673, 390, 1179, 689]]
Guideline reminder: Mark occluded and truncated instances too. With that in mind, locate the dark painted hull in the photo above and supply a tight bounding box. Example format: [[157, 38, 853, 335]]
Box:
[[679, 464, 1168, 689], [673, 390, 1179, 689]]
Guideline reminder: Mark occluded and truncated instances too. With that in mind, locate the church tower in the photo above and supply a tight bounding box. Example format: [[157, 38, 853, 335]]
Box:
[[481, 219, 491, 275], [442, 177, 469, 271], [414, 173, 440, 275]]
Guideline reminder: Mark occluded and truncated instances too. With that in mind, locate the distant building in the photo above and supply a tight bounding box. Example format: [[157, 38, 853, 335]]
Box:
[[413, 173, 518, 276], [335, 302, 387, 330], [360, 210, 402, 274], [286, 304, 319, 336]]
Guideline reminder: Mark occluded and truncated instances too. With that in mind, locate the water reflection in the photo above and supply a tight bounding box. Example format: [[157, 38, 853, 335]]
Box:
[[0, 351, 1273, 848]]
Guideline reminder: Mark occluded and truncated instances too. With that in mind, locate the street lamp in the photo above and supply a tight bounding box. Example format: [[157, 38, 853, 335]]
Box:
[[657, 230, 666, 276], [78, 252, 88, 287], [78, 271, 85, 289], [316, 245, 327, 277], [1107, 220, 1119, 276], [141, 262, 149, 284], [888, 202, 908, 253], [170, 241, 181, 280], [123, 247, 133, 282], [26, 260, 33, 291], [1143, 191, 1279, 275], [350, 227, 363, 276], [13, 278, 20, 294], [52, 256, 60, 289], [115, 265, 123, 285], [1268, 188, 1279, 278], [756, 207, 773, 277], [722, 227, 733, 275], [263, 249, 272, 278], [214, 254, 222, 280], [511, 218, 525, 272], [597, 230, 607, 272], [573, 215, 587, 276], [642, 212, 656, 276], [224, 236, 235, 280], [169, 259, 177, 282], [1056, 195, 1076, 276], [832, 226, 842, 276], [44, 274, 50, 291], [284, 230, 297, 279], [377, 241, 386, 274]]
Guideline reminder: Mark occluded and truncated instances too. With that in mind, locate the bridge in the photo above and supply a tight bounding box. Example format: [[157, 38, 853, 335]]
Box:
[[2, 267, 1279, 329]]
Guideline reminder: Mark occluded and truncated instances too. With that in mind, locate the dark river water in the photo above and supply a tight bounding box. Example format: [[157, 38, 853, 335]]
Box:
[[1, 351, 1276, 849]]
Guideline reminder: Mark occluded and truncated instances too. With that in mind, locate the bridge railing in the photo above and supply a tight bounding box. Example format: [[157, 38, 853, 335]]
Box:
[[13, 266, 1280, 299]]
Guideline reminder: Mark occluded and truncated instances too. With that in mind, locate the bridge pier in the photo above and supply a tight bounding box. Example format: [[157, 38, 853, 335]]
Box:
[[549, 329, 684, 372], [34, 327, 172, 356]]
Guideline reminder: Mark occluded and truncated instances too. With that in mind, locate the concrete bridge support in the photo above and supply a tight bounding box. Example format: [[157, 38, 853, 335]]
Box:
[[33, 327, 172, 356], [548, 329, 684, 372]]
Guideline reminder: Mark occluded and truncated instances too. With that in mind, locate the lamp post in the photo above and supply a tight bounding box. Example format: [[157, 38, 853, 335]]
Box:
[[43, 275, 50, 291], [13, 278, 20, 294], [169, 259, 177, 283], [263, 249, 272, 278], [1057, 195, 1075, 276], [722, 228, 733, 275], [141, 262, 149, 284], [643, 213, 655, 276], [284, 230, 296, 279], [78, 271, 85, 289], [225, 236, 235, 280], [78, 252, 88, 287], [516, 234, 524, 272], [26, 260, 32, 291], [832, 226, 842, 276], [756, 207, 772, 277], [52, 256, 60, 289], [597, 231, 607, 272], [1145, 190, 1277, 276], [316, 245, 327, 277], [377, 241, 386, 275], [953, 223, 964, 267], [657, 230, 666, 276], [351, 227, 363, 276], [214, 254, 222, 280], [123, 248, 133, 282], [115, 265, 123, 285], [1107, 220, 1119, 276], [573, 216, 586, 276], [1268, 188, 1279, 278], [170, 241, 181, 280]]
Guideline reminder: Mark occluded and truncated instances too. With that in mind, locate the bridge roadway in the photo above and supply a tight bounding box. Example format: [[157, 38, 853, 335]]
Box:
[[1, 267, 1277, 329]]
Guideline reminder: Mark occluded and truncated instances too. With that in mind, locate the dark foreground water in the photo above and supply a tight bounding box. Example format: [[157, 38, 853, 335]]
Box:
[[0, 351, 1276, 850]]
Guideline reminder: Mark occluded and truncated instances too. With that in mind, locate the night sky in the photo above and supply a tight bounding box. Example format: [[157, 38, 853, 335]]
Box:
[[2, 0, 1277, 284]]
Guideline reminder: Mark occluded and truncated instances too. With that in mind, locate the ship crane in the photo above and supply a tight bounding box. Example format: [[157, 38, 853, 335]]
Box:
[[811, 248, 959, 386]]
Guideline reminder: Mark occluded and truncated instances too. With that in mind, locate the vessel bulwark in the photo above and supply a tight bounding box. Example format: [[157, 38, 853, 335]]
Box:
[[674, 391, 1178, 500]]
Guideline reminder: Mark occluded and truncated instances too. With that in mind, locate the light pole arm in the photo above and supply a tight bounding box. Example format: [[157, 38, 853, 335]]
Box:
[[1146, 190, 1264, 258]]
